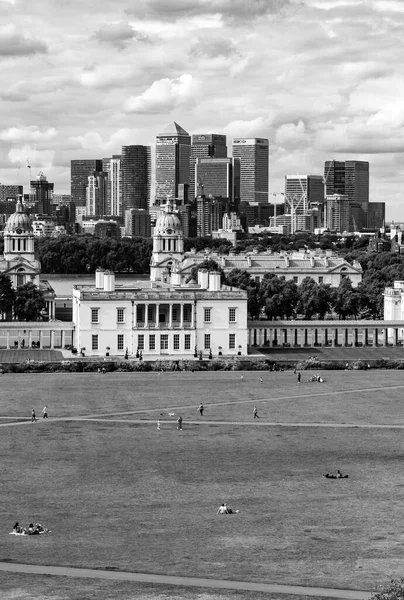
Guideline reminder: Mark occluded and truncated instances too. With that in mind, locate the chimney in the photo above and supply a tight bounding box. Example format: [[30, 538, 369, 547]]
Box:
[[198, 268, 209, 289], [95, 268, 104, 289], [103, 270, 115, 292], [209, 271, 221, 291]]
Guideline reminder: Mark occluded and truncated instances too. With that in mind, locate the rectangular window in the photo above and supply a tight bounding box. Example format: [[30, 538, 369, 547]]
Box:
[[293, 276, 298, 283], [204, 334, 211, 350], [183, 307, 189, 321], [148, 306, 154, 321], [204, 308, 211, 323], [255, 276, 260, 284], [117, 308, 125, 323], [229, 333, 236, 349], [229, 308, 236, 322], [136, 306, 143, 321], [91, 308, 99, 323], [318, 276, 324, 284], [184, 334, 191, 350], [138, 335, 144, 350], [91, 334, 98, 350], [117, 334, 124, 350], [149, 335, 155, 350], [172, 307, 178, 321], [173, 334, 180, 350], [160, 334, 168, 350]]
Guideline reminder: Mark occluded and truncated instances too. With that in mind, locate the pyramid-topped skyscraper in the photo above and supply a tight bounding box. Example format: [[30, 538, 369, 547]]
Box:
[[155, 122, 191, 205]]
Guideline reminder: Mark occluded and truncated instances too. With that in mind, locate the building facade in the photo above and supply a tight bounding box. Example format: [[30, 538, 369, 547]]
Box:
[[30, 172, 54, 216], [155, 123, 191, 205], [190, 134, 227, 200], [121, 146, 151, 212], [102, 155, 122, 216], [232, 138, 269, 204], [195, 157, 240, 209], [284, 175, 324, 232], [71, 159, 102, 208]]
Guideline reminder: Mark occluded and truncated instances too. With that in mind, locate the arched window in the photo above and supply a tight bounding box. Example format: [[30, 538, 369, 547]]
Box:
[[17, 268, 25, 287]]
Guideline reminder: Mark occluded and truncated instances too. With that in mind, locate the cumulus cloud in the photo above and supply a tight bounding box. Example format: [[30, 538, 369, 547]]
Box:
[[0, 126, 57, 143], [92, 21, 148, 49], [7, 145, 55, 169], [77, 64, 135, 88], [0, 24, 47, 57], [124, 73, 201, 114], [276, 120, 309, 149]]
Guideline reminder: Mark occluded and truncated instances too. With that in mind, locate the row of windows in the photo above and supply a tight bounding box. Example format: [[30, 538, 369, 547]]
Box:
[[92, 307, 238, 325], [91, 333, 238, 352], [204, 308, 237, 323]]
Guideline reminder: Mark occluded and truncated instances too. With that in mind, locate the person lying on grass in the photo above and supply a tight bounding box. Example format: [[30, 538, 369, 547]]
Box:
[[11, 522, 51, 535]]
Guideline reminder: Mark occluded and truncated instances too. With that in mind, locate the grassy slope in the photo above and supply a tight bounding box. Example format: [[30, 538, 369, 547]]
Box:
[[1, 371, 404, 598]]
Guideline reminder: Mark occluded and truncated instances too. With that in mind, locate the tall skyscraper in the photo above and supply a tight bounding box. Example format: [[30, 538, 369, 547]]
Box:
[[103, 155, 122, 216], [284, 175, 324, 232], [232, 138, 269, 204], [190, 134, 227, 200], [324, 160, 369, 231], [30, 172, 54, 215], [324, 160, 369, 203], [0, 184, 23, 202], [195, 157, 240, 210], [71, 159, 102, 207], [155, 122, 191, 204], [86, 172, 108, 216], [121, 145, 151, 211]]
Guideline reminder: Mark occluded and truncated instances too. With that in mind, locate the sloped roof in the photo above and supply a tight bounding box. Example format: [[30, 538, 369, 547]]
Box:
[[159, 122, 189, 136]]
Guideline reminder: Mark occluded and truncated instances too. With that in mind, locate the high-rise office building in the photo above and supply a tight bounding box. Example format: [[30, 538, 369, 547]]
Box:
[[155, 122, 191, 205], [197, 195, 224, 237], [0, 184, 23, 202], [30, 172, 54, 215], [232, 138, 269, 204], [125, 208, 151, 238], [71, 159, 102, 207], [324, 160, 369, 202], [86, 172, 108, 216], [284, 175, 324, 232], [195, 157, 240, 209], [103, 155, 122, 216], [325, 194, 350, 232], [121, 146, 151, 212], [324, 160, 369, 231], [190, 134, 227, 200]]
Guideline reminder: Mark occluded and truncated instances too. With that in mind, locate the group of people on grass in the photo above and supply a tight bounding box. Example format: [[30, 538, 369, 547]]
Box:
[[31, 406, 48, 422], [11, 522, 51, 535]]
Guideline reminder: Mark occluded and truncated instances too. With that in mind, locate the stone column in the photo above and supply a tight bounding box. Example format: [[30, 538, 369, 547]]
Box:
[[268, 328, 273, 347], [28, 330, 32, 348], [50, 330, 55, 349], [39, 330, 42, 349], [332, 328, 337, 347], [155, 304, 160, 328], [133, 304, 137, 329], [169, 304, 173, 328], [6, 330, 10, 349], [144, 304, 149, 328], [180, 304, 184, 328], [384, 328, 389, 347], [191, 304, 195, 328], [394, 328, 399, 347], [373, 328, 378, 347]]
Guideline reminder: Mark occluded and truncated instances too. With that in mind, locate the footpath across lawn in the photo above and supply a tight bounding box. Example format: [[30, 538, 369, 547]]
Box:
[[1, 370, 404, 598]]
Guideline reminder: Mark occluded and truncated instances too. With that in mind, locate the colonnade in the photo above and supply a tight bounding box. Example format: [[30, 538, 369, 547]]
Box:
[[0, 324, 74, 350], [134, 302, 195, 329], [247, 321, 403, 348]]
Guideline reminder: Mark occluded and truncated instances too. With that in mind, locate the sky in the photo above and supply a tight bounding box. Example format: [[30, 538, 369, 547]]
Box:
[[0, 0, 404, 219]]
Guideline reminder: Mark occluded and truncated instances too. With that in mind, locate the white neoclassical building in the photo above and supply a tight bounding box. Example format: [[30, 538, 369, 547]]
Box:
[[73, 202, 248, 357]]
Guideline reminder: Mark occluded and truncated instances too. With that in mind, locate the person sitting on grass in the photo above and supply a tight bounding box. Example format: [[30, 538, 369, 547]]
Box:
[[12, 522, 22, 533], [323, 470, 348, 479], [217, 503, 239, 514]]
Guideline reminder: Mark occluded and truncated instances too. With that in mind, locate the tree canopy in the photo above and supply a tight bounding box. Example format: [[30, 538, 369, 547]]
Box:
[[13, 282, 46, 321]]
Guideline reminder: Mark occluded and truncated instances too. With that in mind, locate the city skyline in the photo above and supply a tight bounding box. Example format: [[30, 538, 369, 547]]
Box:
[[0, 1, 403, 218]]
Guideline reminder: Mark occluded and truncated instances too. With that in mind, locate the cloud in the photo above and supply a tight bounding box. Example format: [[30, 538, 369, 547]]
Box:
[[77, 64, 135, 88], [128, 0, 301, 23], [124, 73, 201, 114], [276, 120, 309, 149], [92, 21, 148, 49], [0, 24, 47, 57], [7, 145, 55, 169], [0, 126, 57, 143]]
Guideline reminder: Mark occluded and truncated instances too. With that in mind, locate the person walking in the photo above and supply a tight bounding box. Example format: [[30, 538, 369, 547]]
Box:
[[240, 374, 244, 382], [199, 403, 204, 416], [260, 377, 263, 383], [42, 405, 48, 419], [253, 406, 259, 419], [31, 409, 37, 423], [157, 419, 161, 431], [297, 372, 301, 383], [177, 416, 183, 430]]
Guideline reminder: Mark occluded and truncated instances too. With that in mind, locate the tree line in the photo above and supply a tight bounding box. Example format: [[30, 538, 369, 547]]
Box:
[[0, 275, 46, 321]]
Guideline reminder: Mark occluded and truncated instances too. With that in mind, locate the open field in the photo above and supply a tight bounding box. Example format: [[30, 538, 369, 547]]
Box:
[[1, 370, 404, 599]]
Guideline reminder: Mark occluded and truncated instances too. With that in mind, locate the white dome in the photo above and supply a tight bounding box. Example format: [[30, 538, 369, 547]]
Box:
[[155, 203, 182, 236], [5, 199, 32, 233]]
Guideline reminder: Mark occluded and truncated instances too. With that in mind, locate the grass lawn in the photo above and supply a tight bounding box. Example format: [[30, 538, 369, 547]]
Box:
[[1, 370, 404, 598]]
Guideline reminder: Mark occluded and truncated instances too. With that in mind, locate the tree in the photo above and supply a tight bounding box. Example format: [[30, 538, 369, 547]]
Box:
[[259, 274, 297, 320], [371, 579, 404, 600], [13, 282, 46, 321], [296, 277, 320, 320], [225, 269, 261, 319], [0, 274, 15, 319], [333, 278, 361, 319]]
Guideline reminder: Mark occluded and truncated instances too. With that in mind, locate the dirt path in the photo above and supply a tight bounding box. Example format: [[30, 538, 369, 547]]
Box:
[[0, 562, 371, 599]]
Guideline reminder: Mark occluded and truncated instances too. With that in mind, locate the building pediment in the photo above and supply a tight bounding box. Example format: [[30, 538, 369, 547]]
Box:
[[327, 261, 361, 274]]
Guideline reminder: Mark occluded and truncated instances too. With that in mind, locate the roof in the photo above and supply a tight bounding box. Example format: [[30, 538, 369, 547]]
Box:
[[159, 122, 189, 136]]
